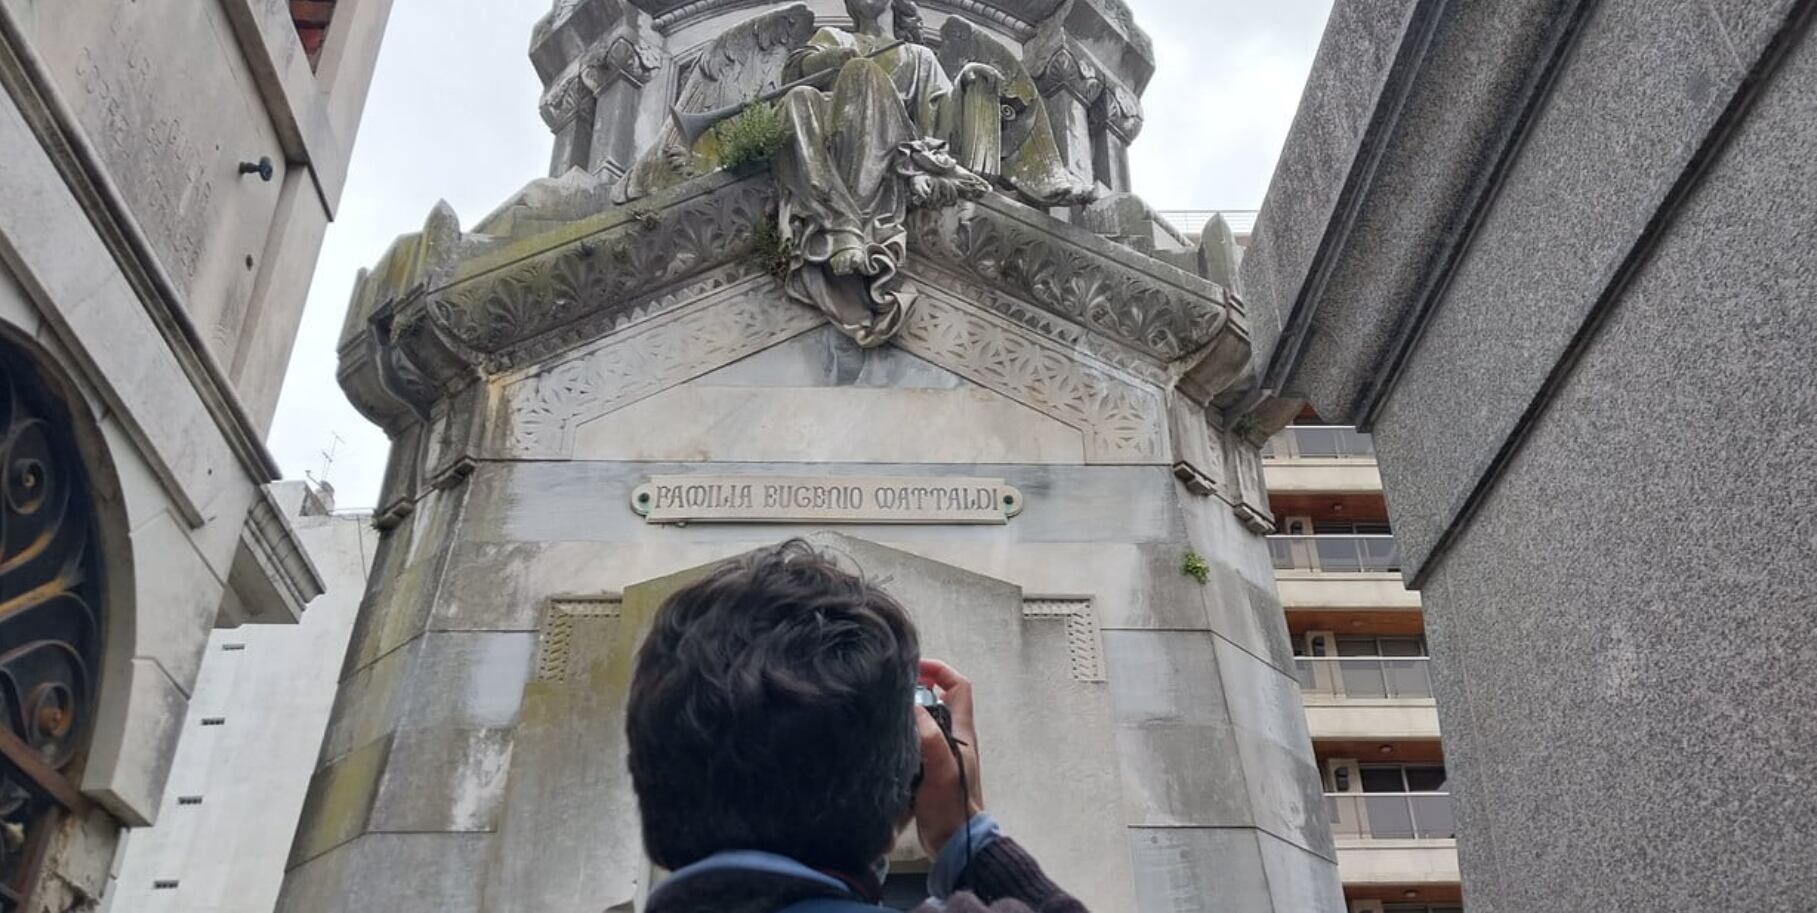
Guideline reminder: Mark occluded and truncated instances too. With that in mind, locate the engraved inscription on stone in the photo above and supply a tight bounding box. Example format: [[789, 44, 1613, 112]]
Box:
[[631, 475, 1025, 525]]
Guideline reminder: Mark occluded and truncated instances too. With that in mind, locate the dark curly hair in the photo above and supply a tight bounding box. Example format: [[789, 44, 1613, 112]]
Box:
[[626, 540, 922, 873]]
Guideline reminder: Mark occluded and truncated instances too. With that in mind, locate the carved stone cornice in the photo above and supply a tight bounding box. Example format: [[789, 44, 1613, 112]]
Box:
[[910, 194, 1238, 369], [341, 169, 1251, 457], [644, 0, 1042, 38], [424, 175, 772, 371]]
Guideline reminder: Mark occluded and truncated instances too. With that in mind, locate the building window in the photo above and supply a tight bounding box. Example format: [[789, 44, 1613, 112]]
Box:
[[199, 718, 226, 727], [1360, 764, 1449, 793], [221, 643, 246, 652], [0, 338, 110, 909], [153, 880, 179, 890], [1312, 519, 1392, 535], [177, 796, 203, 806]]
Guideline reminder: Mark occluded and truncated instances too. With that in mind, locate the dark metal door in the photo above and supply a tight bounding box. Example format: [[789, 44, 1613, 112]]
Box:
[[0, 348, 104, 910]]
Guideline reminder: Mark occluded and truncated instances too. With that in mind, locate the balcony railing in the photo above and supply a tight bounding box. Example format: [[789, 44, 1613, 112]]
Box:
[[1294, 656, 1434, 699], [1261, 425, 1376, 460], [1325, 792, 1456, 840], [1268, 535, 1401, 573]]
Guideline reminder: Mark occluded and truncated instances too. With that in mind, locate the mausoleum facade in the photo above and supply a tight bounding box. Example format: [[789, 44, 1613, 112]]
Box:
[[285, 2, 1342, 910]]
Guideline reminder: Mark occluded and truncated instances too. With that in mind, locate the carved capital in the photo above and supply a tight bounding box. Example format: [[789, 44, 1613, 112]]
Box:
[[1091, 83, 1144, 141], [538, 74, 594, 129], [580, 34, 661, 94], [1030, 43, 1103, 105]]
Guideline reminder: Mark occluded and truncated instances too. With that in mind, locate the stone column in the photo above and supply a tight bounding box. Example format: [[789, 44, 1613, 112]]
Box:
[[1091, 83, 1142, 193], [1029, 42, 1104, 187], [582, 33, 661, 180]]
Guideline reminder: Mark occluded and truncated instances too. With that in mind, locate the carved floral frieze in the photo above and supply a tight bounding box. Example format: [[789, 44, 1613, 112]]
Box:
[[910, 198, 1230, 364], [427, 178, 773, 368]]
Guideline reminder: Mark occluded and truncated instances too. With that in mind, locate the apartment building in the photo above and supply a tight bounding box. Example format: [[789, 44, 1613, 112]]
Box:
[[1263, 415, 1461, 913]]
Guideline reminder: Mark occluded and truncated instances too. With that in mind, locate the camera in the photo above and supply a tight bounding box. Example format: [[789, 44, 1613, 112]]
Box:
[[914, 684, 951, 733]]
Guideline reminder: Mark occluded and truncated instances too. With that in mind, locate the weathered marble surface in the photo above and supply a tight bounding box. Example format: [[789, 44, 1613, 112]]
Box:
[[297, 0, 1337, 906]]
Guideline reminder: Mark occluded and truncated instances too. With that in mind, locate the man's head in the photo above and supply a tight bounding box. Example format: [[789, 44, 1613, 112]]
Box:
[[626, 540, 922, 874]]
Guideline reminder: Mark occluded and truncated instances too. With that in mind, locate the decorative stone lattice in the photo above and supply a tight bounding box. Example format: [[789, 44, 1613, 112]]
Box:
[[503, 280, 822, 456], [536, 595, 623, 683], [895, 288, 1167, 464], [1022, 598, 1106, 683]]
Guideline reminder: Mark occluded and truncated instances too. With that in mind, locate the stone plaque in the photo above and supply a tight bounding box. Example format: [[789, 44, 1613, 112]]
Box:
[[630, 475, 1025, 525]]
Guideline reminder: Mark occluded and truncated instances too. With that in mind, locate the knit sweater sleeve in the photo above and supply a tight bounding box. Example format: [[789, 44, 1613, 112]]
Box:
[[949, 836, 1089, 913]]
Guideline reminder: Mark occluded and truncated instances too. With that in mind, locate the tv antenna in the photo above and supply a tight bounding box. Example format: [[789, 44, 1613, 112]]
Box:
[[307, 432, 346, 489]]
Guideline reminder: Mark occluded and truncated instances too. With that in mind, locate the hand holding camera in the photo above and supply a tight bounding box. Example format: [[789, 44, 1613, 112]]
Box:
[[912, 658, 984, 858]]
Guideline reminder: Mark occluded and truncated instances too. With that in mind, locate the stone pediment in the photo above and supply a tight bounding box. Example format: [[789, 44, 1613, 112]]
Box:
[[341, 168, 1248, 420], [337, 172, 1255, 510]]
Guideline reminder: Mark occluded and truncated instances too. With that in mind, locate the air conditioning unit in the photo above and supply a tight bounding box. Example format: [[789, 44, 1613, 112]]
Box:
[[1326, 757, 1362, 793], [1348, 901, 1385, 913]]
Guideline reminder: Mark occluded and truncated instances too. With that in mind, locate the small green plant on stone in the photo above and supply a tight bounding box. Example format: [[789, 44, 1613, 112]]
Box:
[[713, 101, 788, 173], [752, 216, 793, 280], [1181, 550, 1210, 585], [626, 204, 661, 230]]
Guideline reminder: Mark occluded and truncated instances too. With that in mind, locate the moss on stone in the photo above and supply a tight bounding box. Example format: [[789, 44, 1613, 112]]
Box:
[[711, 101, 788, 173], [751, 214, 794, 280]]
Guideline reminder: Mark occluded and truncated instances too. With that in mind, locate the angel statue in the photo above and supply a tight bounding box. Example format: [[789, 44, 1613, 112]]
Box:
[[617, 0, 1096, 347]]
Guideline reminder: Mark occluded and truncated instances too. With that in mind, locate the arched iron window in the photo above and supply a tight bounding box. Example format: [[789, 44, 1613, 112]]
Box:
[[0, 342, 104, 909]]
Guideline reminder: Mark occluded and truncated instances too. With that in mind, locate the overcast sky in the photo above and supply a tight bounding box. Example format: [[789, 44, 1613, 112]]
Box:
[[266, 0, 1334, 509]]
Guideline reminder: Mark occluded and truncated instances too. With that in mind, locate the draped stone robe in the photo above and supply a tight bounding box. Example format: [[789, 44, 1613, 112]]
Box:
[[773, 29, 997, 347]]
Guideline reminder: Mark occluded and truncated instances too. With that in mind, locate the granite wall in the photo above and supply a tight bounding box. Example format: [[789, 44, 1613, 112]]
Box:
[[1242, 0, 1817, 908]]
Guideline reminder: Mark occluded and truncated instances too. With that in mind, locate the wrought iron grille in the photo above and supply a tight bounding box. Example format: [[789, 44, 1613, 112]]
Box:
[[0, 346, 104, 909]]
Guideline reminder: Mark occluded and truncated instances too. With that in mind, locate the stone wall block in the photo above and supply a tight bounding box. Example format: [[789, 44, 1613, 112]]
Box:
[[288, 734, 392, 868], [1101, 631, 1253, 828], [128, 510, 228, 696], [1127, 827, 1272, 913], [278, 832, 491, 913], [342, 486, 467, 673], [80, 657, 186, 827], [1256, 830, 1348, 912], [1212, 637, 1335, 859], [367, 727, 514, 834]]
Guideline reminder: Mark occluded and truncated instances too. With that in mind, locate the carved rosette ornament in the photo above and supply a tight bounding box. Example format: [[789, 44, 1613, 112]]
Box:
[[0, 344, 103, 907]]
